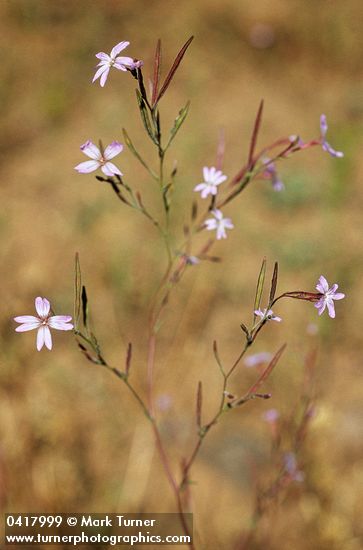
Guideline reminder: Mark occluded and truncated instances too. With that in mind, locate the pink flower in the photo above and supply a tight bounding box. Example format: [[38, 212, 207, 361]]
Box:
[[314, 275, 345, 318], [262, 158, 285, 191], [320, 115, 344, 158], [263, 408, 280, 423], [75, 140, 123, 176], [244, 351, 273, 368], [14, 297, 73, 351], [205, 209, 234, 240], [92, 41, 142, 87], [283, 452, 304, 482], [254, 308, 282, 322], [194, 167, 227, 199]]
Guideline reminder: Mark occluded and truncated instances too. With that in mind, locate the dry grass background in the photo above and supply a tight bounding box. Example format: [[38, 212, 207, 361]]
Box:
[[0, 1, 362, 548]]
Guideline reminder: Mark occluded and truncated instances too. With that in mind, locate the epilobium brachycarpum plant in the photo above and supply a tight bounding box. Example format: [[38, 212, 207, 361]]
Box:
[[14, 37, 345, 546]]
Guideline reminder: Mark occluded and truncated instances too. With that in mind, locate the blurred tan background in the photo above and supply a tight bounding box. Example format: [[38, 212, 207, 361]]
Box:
[[0, 1, 362, 548]]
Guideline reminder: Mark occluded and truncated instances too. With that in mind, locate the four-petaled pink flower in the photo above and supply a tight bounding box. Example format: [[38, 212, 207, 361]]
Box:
[[194, 167, 227, 199], [254, 308, 282, 322], [205, 209, 234, 240], [320, 114, 344, 158], [75, 140, 123, 177], [92, 41, 142, 87], [14, 297, 73, 351], [314, 275, 345, 318]]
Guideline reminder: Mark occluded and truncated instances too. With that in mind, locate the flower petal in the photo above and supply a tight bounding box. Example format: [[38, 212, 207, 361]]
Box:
[[320, 114, 328, 137], [316, 276, 329, 293], [216, 226, 227, 239], [327, 300, 336, 318], [223, 219, 234, 229], [49, 315, 72, 323], [95, 52, 110, 61], [201, 186, 212, 199], [48, 317, 74, 331], [80, 140, 101, 160], [112, 62, 128, 72], [213, 209, 223, 220], [203, 166, 210, 182], [44, 326, 52, 349], [36, 326, 45, 350], [114, 56, 136, 68], [101, 162, 122, 177], [111, 41, 130, 58], [272, 177, 285, 192], [209, 167, 216, 179], [74, 160, 100, 174], [104, 141, 123, 160], [35, 297, 50, 318], [14, 315, 40, 323], [92, 64, 109, 84], [215, 174, 227, 185], [314, 299, 326, 315], [333, 292, 345, 300], [15, 321, 41, 332], [322, 141, 344, 158], [99, 68, 110, 87], [205, 219, 217, 231]]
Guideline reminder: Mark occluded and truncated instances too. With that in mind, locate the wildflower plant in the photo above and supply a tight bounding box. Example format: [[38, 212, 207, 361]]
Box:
[[15, 36, 346, 547]]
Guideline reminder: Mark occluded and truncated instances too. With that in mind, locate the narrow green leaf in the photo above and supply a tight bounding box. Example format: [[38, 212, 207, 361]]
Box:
[[125, 342, 132, 377], [248, 99, 264, 169], [269, 262, 279, 305], [254, 258, 266, 321], [171, 161, 178, 180], [78, 342, 100, 364], [81, 285, 88, 330], [152, 39, 162, 106], [232, 344, 286, 407], [122, 129, 158, 180], [240, 322, 251, 341], [136, 89, 158, 145], [156, 36, 194, 104], [191, 200, 198, 221], [213, 340, 225, 377], [136, 66, 148, 103], [74, 253, 82, 331], [162, 182, 172, 212], [165, 101, 190, 150], [246, 343, 286, 396]]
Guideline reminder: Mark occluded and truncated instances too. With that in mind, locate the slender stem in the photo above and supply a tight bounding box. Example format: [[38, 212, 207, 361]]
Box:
[[147, 333, 156, 415], [180, 318, 272, 490], [226, 341, 251, 378], [146, 328, 194, 549], [180, 341, 250, 489], [117, 377, 150, 420], [144, 130, 193, 542], [151, 420, 178, 492]]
